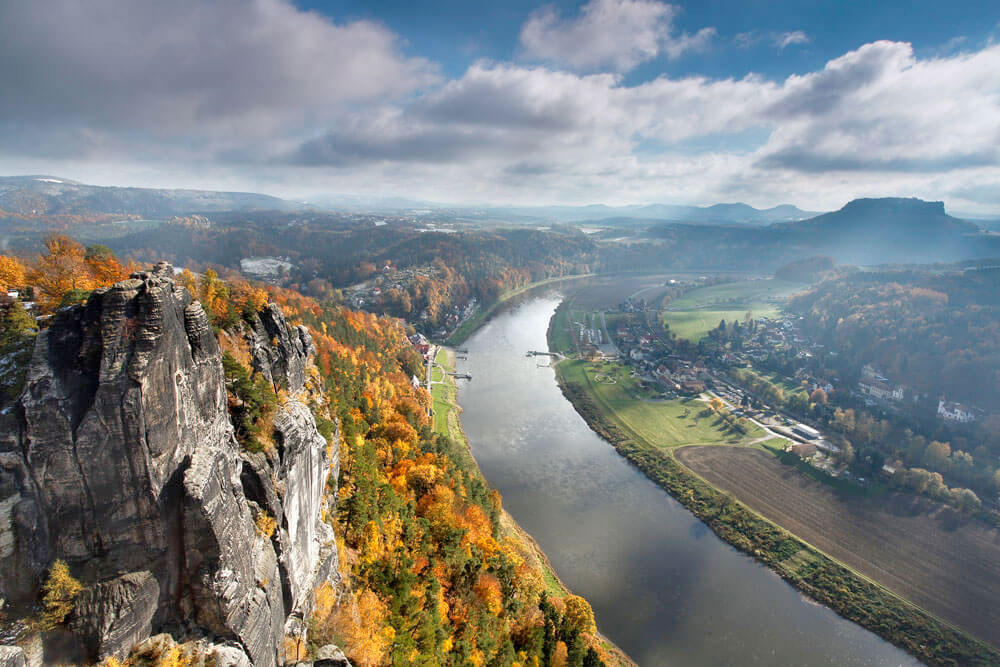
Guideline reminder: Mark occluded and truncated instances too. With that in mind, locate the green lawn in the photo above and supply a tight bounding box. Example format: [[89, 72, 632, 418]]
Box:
[[431, 348, 456, 437], [560, 359, 768, 451], [547, 301, 576, 355], [661, 279, 806, 342]]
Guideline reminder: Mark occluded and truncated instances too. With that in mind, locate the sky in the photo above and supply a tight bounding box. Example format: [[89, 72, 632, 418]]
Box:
[[1, 0, 999, 213]]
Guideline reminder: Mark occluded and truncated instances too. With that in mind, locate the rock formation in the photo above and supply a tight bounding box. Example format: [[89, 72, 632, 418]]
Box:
[[0, 263, 341, 665]]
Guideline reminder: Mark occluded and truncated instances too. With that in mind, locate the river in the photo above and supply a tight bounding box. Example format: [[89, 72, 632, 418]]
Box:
[[454, 293, 918, 666]]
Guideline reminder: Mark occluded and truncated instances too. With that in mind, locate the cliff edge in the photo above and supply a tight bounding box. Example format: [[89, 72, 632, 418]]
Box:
[[0, 262, 341, 666]]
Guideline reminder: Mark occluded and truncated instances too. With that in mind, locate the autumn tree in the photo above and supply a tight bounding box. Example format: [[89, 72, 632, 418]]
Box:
[[29, 234, 95, 312], [84, 244, 128, 285], [39, 559, 83, 630], [564, 595, 597, 635], [0, 255, 26, 292]]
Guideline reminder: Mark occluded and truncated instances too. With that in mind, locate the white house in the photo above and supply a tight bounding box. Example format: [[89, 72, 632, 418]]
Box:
[[938, 399, 976, 423], [858, 377, 904, 402]]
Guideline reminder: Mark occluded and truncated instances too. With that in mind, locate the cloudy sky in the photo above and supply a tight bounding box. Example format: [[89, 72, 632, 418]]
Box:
[[1, 0, 999, 213]]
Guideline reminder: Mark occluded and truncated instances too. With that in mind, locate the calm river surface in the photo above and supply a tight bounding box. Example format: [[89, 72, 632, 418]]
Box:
[[455, 293, 918, 666]]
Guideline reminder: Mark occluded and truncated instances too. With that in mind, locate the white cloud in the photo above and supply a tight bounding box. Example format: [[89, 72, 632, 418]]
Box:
[[282, 40, 1000, 211], [519, 0, 714, 72], [0, 0, 998, 214], [774, 30, 809, 50], [0, 0, 436, 158]]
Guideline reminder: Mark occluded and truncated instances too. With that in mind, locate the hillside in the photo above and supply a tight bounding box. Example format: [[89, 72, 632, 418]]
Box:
[[494, 201, 818, 225], [0, 243, 619, 666], [0, 175, 299, 217], [774, 198, 983, 264]]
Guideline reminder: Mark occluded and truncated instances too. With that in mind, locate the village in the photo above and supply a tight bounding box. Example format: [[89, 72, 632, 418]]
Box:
[[575, 286, 990, 490]]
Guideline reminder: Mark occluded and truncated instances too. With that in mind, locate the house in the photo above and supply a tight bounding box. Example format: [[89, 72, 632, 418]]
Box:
[[938, 399, 976, 423], [411, 374, 423, 389], [858, 377, 903, 402], [408, 333, 430, 356], [790, 442, 818, 458], [680, 379, 705, 394]]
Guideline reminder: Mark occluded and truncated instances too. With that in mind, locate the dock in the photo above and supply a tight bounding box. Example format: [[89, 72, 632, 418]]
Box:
[[526, 350, 564, 359]]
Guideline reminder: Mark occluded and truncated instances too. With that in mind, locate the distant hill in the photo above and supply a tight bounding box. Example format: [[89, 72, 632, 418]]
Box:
[[0, 175, 301, 217], [647, 197, 999, 268], [773, 198, 985, 264], [482, 201, 819, 225]]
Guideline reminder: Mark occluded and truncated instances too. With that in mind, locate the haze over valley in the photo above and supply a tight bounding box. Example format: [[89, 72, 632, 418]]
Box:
[[1, 1, 1000, 666]]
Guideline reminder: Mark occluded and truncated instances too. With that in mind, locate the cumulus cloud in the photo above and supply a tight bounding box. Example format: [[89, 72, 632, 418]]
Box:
[[283, 40, 1000, 210], [0, 0, 999, 213], [519, 0, 714, 72], [0, 0, 436, 158], [758, 41, 1000, 175]]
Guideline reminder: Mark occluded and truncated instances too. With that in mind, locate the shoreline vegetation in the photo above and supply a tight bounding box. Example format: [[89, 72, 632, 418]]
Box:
[[430, 346, 635, 666], [444, 273, 595, 346], [546, 300, 1000, 667]]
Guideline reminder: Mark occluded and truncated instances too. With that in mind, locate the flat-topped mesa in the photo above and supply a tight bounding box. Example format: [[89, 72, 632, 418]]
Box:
[[0, 263, 340, 666]]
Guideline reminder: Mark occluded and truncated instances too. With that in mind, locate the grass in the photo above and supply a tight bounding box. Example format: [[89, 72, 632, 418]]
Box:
[[661, 279, 805, 342], [559, 359, 768, 451], [547, 299, 576, 356], [431, 348, 473, 469]]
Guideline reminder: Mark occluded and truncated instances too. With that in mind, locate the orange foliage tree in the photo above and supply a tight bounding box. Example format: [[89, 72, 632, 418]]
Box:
[[0, 255, 26, 292]]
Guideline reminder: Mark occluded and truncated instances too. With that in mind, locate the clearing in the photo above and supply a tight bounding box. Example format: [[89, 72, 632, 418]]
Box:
[[559, 359, 772, 450], [676, 445, 1000, 648], [661, 279, 805, 341]]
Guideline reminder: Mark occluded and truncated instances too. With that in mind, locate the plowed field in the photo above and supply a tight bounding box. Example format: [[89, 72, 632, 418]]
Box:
[[676, 445, 1000, 648]]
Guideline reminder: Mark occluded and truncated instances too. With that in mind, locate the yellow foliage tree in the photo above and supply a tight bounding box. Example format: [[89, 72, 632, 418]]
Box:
[[39, 559, 83, 630], [0, 255, 26, 292], [563, 594, 597, 635], [551, 641, 568, 667]]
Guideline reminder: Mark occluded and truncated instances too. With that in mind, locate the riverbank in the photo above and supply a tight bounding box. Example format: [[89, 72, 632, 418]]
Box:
[[444, 274, 594, 346], [431, 346, 634, 666], [548, 311, 998, 665]]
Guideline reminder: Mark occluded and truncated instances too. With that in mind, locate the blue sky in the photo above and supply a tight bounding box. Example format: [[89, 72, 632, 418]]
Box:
[[0, 0, 999, 212], [304, 0, 998, 81]]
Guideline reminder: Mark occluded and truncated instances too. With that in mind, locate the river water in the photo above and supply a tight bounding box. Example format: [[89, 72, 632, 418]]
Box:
[[455, 293, 918, 666]]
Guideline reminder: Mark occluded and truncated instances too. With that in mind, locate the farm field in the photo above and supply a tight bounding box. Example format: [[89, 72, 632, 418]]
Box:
[[559, 359, 770, 450], [676, 445, 1000, 649], [661, 278, 806, 341]]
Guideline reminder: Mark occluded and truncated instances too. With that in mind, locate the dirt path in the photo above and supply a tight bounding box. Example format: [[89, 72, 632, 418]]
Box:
[[676, 445, 1000, 648]]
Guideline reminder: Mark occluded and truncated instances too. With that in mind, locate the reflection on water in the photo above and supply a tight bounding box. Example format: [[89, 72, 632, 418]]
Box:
[[456, 294, 918, 667]]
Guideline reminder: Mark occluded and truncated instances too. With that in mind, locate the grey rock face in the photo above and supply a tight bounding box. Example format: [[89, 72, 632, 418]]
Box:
[[248, 304, 315, 393], [0, 263, 340, 664], [0, 646, 26, 667], [314, 644, 352, 667], [71, 571, 159, 661]]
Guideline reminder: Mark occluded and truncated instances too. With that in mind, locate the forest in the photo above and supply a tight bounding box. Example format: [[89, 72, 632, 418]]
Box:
[[0, 237, 614, 667], [787, 268, 1000, 413]]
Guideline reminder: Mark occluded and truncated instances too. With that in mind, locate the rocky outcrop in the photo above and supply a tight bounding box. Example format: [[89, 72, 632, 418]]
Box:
[[0, 646, 26, 667], [0, 263, 340, 665], [247, 304, 315, 394]]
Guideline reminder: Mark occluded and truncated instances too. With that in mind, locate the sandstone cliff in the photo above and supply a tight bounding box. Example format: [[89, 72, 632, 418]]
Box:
[[0, 263, 341, 665]]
